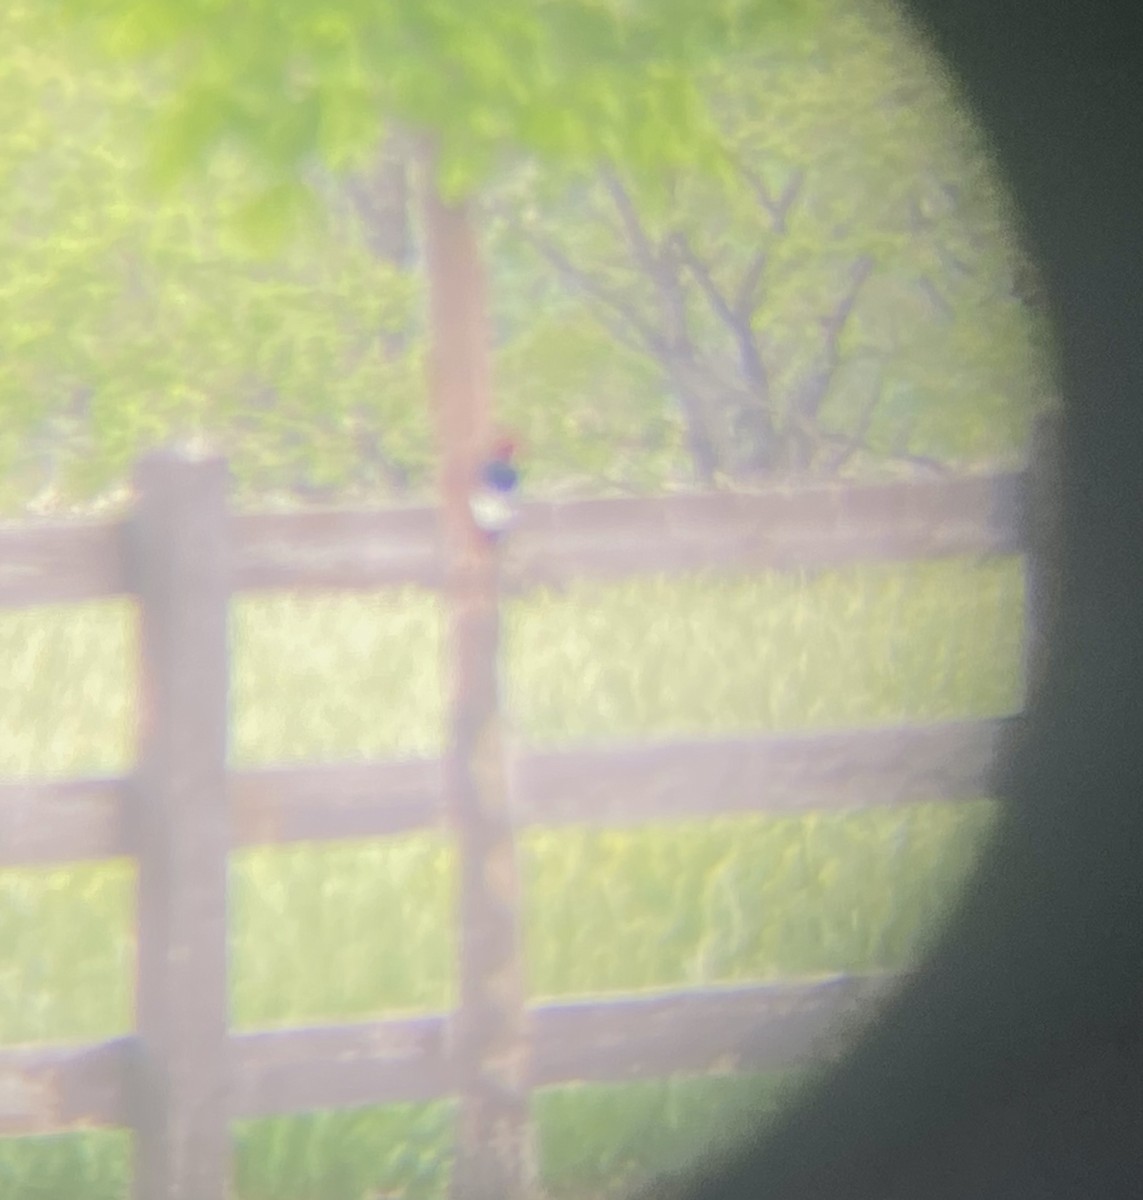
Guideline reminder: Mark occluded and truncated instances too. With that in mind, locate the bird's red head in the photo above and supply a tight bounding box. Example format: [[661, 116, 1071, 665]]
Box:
[[490, 431, 518, 461]]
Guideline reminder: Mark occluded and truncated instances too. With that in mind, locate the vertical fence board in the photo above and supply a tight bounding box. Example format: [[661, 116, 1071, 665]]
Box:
[[422, 153, 537, 1200], [128, 448, 232, 1200]]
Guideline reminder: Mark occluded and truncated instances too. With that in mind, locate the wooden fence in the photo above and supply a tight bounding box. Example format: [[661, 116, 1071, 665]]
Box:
[[0, 424, 1057, 1200]]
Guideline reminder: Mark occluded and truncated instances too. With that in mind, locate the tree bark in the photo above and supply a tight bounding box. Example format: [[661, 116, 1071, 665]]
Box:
[[419, 145, 538, 1200]]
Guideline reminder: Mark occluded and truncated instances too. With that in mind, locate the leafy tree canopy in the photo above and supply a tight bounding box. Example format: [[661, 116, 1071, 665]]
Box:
[[37, 0, 815, 214], [3, 0, 1052, 514], [486, 4, 1053, 484]]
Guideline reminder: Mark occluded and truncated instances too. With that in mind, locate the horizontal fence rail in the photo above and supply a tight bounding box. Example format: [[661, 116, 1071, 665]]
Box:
[[0, 717, 1013, 868], [0, 973, 901, 1137], [0, 471, 1026, 608]]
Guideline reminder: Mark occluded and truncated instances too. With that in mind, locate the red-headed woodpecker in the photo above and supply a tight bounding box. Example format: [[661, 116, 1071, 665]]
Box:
[[469, 433, 520, 539]]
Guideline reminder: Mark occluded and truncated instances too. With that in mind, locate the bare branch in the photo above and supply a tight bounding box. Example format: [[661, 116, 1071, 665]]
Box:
[[600, 171, 664, 281], [825, 257, 876, 339], [600, 171, 696, 351], [734, 249, 769, 322], [821, 433, 951, 480], [918, 276, 955, 321], [513, 218, 723, 490], [936, 244, 973, 281], [727, 152, 775, 214], [515, 226, 661, 358], [674, 236, 738, 329], [821, 377, 885, 474], [793, 255, 876, 428], [772, 170, 806, 234], [725, 154, 806, 233], [674, 235, 772, 403]]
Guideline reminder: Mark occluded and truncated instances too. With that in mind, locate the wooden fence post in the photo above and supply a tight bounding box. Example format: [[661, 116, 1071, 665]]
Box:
[[1022, 407, 1065, 708], [421, 150, 538, 1200], [127, 446, 232, 1200]]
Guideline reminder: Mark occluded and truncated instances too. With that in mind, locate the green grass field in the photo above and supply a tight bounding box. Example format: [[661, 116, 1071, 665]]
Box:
[[0, 556, 1022, 1199]]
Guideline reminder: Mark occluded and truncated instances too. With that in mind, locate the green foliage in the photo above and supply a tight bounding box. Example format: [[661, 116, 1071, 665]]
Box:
[[505, 559, 1022, 744], [2, 0, 1052, 510], [38, 0, 815, 207], [487, 0, 1053, 478], [493, 306, 682, 492], [0, 5, 433, 510]]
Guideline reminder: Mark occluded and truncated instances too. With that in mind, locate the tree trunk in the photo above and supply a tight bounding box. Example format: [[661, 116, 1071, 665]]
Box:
[[419, 146, 538, 1200], [350, 135, 415, 494]]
